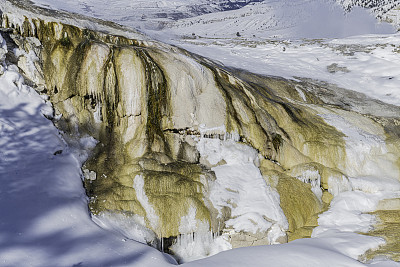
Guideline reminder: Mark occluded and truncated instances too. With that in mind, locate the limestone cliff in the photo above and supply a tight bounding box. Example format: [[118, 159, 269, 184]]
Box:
[[1, 0, 400, 261]]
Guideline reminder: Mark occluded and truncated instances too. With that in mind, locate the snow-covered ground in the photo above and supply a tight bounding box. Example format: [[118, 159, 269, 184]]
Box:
[[1, 38, 399, 265], [26, 0, 400, 106], [163, 1, 395, 39], [28, 0, 398, 38], [1, 34, 399, 264], [26, 0, 263, 32], [171, 33, 400, 107], [1, 0, 400, 266]]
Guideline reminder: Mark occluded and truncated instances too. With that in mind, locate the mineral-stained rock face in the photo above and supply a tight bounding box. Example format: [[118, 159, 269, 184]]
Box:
[[2, 0, 400, 261]]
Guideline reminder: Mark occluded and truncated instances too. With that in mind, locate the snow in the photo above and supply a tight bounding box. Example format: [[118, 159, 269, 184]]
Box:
[[309, 111, 400, 264], [369, 258, 400, 267], [312, 176, 400, 260], [173, 33, 400, 107], [169, 136, 289, 262], [309, 110, 400, 260], [1, 0, 400, 266], [18, 0, 400, 107], [318, 113, 398, 179], [133, 174, 160, 231], [92, 211, 157, 246], [184, 237, 370, 267], [28, 0, 397, 38], [294, 169, 323, 200], [171, 219, 231, 263], [0, 0, 148, 42], [164, 1, 394, 39], [196, 137, 288, 238]]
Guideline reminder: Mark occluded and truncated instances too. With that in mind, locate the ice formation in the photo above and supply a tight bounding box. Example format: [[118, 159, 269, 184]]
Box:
[[1, 0, 400, 265]]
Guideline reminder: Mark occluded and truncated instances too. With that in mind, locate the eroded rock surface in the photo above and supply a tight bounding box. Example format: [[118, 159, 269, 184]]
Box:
[[2, 0, 400, 261]]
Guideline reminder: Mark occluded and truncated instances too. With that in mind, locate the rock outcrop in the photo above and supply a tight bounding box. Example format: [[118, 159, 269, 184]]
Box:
[[1, 0, 400, 261]]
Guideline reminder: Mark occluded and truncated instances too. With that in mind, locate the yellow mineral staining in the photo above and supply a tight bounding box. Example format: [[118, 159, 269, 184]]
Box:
[[146, 49, 227, 131], [144, 172, 211, 237], [211, 69, 348, 172], [113, 48, 146, 119], [370, 116, 400, 180], [77, 43, 110, 100], [363, 203, 400, 261], [321, 191, 334, 205], [278, 141, 312, 169], [5, 16, 351, 243], [229, 232, 272, 248], [288, 162, 350, 194], [86, 149, 216, 237], [259, 157, 285, 174], [211, 69, 274, 157], [42, 24, 346, 241], [262, 169, 323, 241], [9, 14, 400, 255]]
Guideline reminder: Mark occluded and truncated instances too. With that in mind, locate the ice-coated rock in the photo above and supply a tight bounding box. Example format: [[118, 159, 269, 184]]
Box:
[[2, 0, 400, 261]]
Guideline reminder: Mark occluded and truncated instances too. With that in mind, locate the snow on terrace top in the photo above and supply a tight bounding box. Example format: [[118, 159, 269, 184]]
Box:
[[0, 0, 150, 42]]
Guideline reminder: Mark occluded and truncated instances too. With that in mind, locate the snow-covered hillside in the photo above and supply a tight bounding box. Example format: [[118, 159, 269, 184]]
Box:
[[28, 0, 264, 31], [1, 24, 399, 267], [165, 1, 395, 39], [29, 0, 397, 37], [337, 0, 399, 16], [173, 33, 400, 107], [1, 0, 400, 266], [336, 0, 400, 29]]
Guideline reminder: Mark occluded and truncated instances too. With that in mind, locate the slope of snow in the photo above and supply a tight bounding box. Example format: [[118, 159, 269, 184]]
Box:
[[0, 28, 391, 266], [1, 26, 399, 265], [26, 0, 398, 107], [1, 1, 400, 266], [164, 1, 394, 39], [183, 237, 375, 267], [336, 0, 400, 17], [28, 0, 396, 39], [173, 32, 400, 107], [27, 0, 262, 31], [196, 137, 288, 238]]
